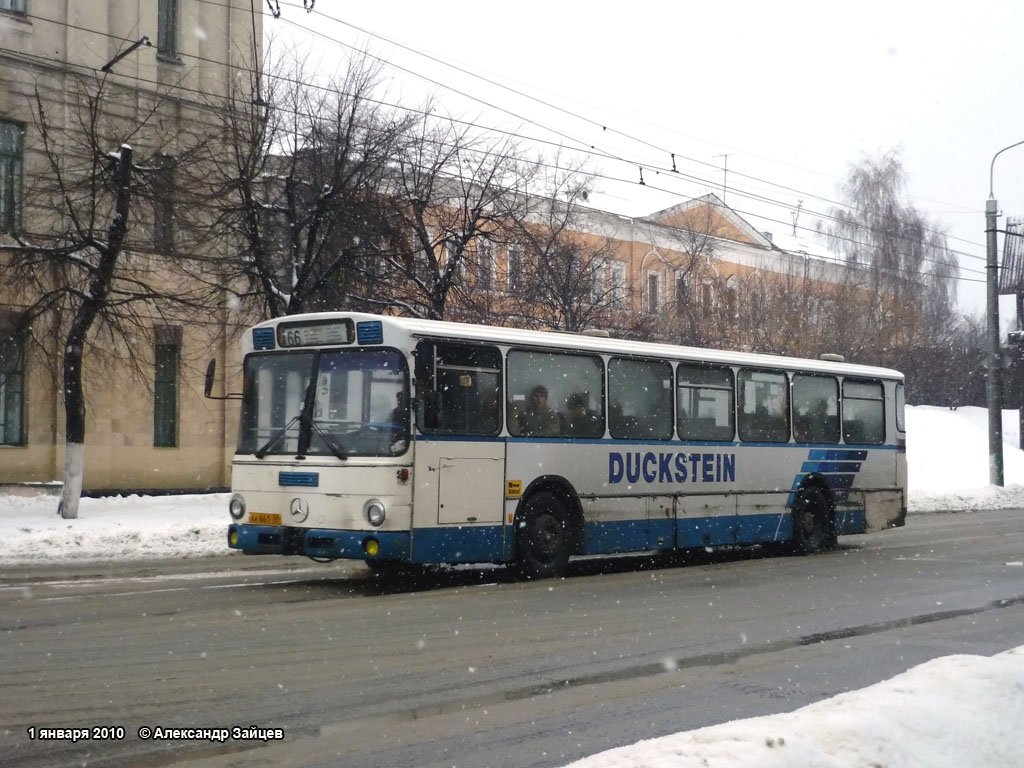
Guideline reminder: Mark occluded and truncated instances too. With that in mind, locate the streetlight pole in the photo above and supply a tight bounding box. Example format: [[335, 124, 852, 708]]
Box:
[[986, 139, 1024, 486]]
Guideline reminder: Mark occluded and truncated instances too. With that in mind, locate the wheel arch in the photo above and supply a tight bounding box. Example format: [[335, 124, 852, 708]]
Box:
[[514, 474, 585, 555], [791, 473, 838, 552], [795, 472, 835, 505]]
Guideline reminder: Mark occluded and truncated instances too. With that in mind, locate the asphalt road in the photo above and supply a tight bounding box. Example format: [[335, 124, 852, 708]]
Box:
[[3, 509, 1024, 768]]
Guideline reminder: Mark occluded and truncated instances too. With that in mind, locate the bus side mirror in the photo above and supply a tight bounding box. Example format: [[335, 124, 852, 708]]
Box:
[[204, 359, 216, 399]]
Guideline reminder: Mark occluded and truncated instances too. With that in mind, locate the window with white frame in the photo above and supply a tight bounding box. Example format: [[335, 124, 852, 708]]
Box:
[[610, 261, 626, 309], [646, 272, 661, 314], [675, 270, 690, 314], [507, 244, 524, 292], [590, 257, 607, 303], [725, 275, 739, 319], [0, 0, 26, 14], [701, 279, 715, 310], [476, 239, 494, 289]]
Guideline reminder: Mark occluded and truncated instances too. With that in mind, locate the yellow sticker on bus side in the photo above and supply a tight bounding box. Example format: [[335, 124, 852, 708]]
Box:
[[506, 480, 522, 498]]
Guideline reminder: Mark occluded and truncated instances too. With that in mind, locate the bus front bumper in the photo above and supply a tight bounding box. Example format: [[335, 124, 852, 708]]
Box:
[[228, 524, 410, 561]]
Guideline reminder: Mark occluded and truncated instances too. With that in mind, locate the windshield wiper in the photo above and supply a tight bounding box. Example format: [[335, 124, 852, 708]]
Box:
[[304, 418, 348, 460], [253, 413, 348, 460], [253, 414, 302, 459]]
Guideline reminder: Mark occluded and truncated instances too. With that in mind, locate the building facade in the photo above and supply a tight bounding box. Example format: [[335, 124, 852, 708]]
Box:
[[0, 0, 260, 491]]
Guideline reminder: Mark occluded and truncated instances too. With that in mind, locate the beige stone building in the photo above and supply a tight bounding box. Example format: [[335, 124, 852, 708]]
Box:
[[0, 0, 259, 492]]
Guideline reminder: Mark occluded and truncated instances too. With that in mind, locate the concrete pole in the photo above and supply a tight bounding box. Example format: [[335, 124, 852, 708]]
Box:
[[986, 196, 1004, 486], [987, 139, 1024, 486]]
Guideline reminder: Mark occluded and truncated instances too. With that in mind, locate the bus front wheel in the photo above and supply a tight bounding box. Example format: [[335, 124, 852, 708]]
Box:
[[515, 491, 574, 579], [791, 485, 836, 554]]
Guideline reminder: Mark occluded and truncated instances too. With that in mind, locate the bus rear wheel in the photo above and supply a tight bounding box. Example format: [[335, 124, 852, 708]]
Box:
[[791, 485, 836, 554], [515, 491, 574, 579]]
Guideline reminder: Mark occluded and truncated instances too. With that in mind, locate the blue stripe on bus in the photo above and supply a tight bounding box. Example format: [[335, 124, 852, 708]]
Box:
[[801, 461, 862, 474], [230, 506, 870, 563], [808, 449, 870, 460], [410, 525, 505, 564]]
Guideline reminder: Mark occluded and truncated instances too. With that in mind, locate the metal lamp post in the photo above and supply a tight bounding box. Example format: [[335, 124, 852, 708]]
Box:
[[986, 139, 1024, 486]]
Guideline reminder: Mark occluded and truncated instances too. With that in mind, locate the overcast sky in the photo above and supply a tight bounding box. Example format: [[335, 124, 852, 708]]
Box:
[[267, 0, 1024, 317]]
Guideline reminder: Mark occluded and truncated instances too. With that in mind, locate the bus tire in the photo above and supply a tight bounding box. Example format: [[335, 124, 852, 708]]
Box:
[[791, 485, 836, 554], [515, 491, 574, 579]]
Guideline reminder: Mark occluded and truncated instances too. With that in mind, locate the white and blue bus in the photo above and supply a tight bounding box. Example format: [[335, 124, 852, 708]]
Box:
[[214, 312, 906, 578]]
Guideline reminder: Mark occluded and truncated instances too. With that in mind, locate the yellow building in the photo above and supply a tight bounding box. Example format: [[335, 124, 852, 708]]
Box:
[[0, 0, 259, 492]]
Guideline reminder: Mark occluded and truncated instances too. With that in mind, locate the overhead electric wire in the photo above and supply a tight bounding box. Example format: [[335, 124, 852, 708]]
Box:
[[32, 4, 988, 270], [14, 4, 985, 288], [284, 0, 986, 253]]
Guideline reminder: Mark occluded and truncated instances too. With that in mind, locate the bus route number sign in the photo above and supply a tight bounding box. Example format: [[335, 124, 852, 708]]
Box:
[[277, 320, 353, 348]]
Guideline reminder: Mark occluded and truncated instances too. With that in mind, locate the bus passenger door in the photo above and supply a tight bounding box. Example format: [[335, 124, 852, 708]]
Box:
[[437, 447, 505, 524]]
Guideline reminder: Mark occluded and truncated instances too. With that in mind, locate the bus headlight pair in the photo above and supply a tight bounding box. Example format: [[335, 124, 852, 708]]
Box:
[[365, 500, 386, 527], [229, 494, 246, 520]]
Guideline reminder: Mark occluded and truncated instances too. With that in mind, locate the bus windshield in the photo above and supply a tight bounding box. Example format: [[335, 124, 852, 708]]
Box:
[[238, 348, 408, 457]]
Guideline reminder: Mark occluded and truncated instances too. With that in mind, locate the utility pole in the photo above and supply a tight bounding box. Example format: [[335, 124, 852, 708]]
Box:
[[714, 153, 731, 202], [986, 192, 1003, 486], [985, 138, 1024, 486]]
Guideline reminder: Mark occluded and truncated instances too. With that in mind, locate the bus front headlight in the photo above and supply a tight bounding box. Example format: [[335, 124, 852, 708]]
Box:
[[365, 500, 386, 527], [229, 494, 246, 520]]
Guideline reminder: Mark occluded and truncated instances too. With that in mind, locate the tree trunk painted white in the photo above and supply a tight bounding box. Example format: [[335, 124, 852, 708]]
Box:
[[58, 442, 84, 519]]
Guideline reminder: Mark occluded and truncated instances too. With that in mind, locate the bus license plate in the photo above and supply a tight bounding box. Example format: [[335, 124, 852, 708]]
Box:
[[249, 513, 282, 525]]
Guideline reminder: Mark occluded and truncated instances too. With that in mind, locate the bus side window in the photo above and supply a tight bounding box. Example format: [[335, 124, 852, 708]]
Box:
[[677, 363, 734, 441], [608, 357, 672, 440], [418, 341, 502, 436], [792, 374, 839, 444], [737, 369, 789, 443], [842, 379, 884, 444], [507, 349, 604, 438]]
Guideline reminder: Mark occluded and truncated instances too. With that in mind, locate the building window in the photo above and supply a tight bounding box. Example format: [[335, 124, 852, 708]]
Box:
[[476, 239, 494, 289], [154, 327, 181, 447], [646, 272, 661, 314], [725, 275, 739, 319], [610, 261, 626, 309], [157, 0, 180, 59], [507, 244, 524, 292], [701, 279, 716, 310], [675, 271, 690, 315], [590, 257, 606, 303], [0, 324, 24, 446], [0, 121, 23, 234], [0, 0, 27, 14], [153, 154, 175, 252]]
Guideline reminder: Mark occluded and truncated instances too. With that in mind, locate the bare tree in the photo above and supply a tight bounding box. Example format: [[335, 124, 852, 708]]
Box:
[[0, 76, 217, 518], [818, 150, 959, 353], [372, 116, 535, 321], [194, 44, 415, 320], [632, 201, 725, 347], [499, 156, 622, 332]]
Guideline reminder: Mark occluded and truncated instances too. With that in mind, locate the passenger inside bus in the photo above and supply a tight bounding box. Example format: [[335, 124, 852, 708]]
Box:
[[517, 384, 560, 436], [562, 392, 602, 437]]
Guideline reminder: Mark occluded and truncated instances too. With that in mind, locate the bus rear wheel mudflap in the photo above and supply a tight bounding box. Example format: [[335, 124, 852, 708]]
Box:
[[514, 490, 577, 579], [791, 484, 837, 554]]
